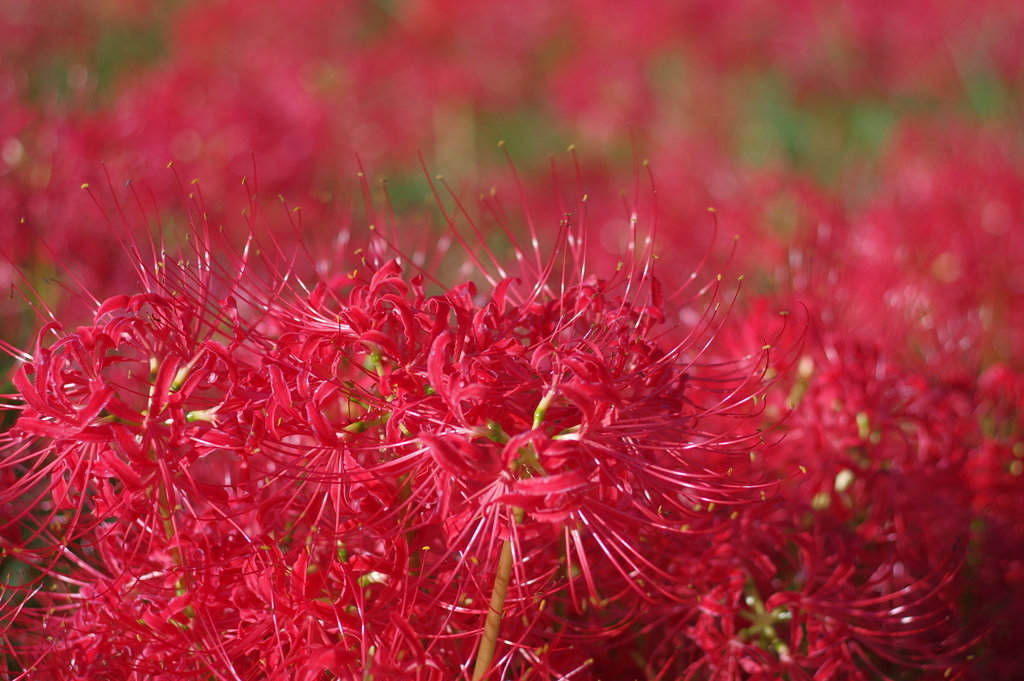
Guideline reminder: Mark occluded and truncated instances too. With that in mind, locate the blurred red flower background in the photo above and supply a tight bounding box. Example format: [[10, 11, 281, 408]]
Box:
[[1, 0, 1023, 678]]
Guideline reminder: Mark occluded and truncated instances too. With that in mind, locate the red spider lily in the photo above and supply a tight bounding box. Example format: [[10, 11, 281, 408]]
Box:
[[963, 363, 1024, 677], [1, 0, 1020, 676], [0, 152, 996, 680], [0, 155, 799, 679], [579, 499, 972, 681], [0, 133, 1001, 681], [695, 292, 1011, 679]]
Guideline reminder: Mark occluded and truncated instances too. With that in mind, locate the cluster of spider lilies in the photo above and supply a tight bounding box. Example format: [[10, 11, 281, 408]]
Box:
[[3, 0, 1024, 678]]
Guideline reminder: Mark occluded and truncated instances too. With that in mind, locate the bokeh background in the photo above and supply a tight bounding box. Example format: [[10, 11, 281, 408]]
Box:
[[3, 0, 1024, 366]]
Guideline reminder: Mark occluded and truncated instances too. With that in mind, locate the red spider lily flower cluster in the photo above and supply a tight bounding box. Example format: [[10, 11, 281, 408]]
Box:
[[0, 154, 984, 679], [0, 160, 794, 679], [2, 0, 1024, 676]]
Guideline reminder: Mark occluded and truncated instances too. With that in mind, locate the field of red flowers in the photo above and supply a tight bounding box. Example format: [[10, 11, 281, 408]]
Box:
[[2, 1, 1023, 679]]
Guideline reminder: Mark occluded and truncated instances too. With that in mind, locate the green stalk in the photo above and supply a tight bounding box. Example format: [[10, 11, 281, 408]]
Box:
[[472, 536, 515, 680], [472, 404, 545, 678]]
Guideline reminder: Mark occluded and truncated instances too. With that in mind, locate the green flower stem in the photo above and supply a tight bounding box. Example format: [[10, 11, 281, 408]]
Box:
[[473, 506, 524, 680], [473, 533, 515, 680]]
